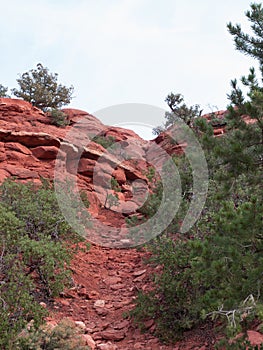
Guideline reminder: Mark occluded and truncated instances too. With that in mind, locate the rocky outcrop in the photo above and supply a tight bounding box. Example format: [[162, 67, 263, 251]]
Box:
[[0, 129, 61, 147], [0, 98, 233, 226], [0, 98, 150, 223], [153, 109, 229, 156]]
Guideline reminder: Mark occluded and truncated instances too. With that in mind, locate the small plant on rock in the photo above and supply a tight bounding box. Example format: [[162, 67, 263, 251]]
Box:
[[0, 84, 9, 97], [16, 319, 90, 350], [92, 134, 116, 149], [49, 108, 69, 127], [104, 192, 120, 209]]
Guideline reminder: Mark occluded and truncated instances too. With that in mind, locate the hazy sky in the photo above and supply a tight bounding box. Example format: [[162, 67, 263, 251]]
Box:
[[0, 0, 257, 138]]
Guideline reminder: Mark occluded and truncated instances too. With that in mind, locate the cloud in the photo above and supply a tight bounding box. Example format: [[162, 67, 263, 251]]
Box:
[[0, 0, 257, 122]]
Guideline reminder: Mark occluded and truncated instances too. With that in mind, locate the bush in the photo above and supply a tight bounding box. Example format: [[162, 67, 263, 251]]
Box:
[[48, 108, 69, 127], [0, 204, 46, 349], [0, 178, 87, 348], [111, 177, 121, 192], [0, 178, 86, 297], [17, 319, 90, 350], [92, 135, 116, 149], [216, 336, 263, 349], [131, 193, 263, 341], [0, 84, 9, 97]]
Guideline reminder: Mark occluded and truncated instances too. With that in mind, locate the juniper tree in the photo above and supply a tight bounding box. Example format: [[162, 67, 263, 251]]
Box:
[[12, 63, 74, 111], [152, 93, 201, 135], [0, 84, 9, 97]]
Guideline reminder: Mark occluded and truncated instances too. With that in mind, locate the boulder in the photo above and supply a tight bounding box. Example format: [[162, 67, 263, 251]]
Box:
[[32, 146, 59, 159]]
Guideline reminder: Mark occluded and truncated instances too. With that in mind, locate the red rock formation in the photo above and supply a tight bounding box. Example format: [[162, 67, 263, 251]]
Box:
[[0, 98, 150, 225], [0, 98, 252, 223], [0, 98, 236, 226], [153, 109, 229, 156]]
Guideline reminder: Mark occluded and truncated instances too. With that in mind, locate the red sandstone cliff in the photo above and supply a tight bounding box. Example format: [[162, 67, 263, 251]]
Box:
[[0, 98, 230, 223]]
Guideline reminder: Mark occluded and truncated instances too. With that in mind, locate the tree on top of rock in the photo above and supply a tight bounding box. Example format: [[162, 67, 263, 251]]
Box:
[[152, 93, 201, 135], [0, 84, 9, 98], [12, 63, 74, 111]]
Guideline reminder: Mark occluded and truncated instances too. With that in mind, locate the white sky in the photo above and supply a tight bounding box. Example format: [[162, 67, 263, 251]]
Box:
[[0, 0, 257, 139]]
